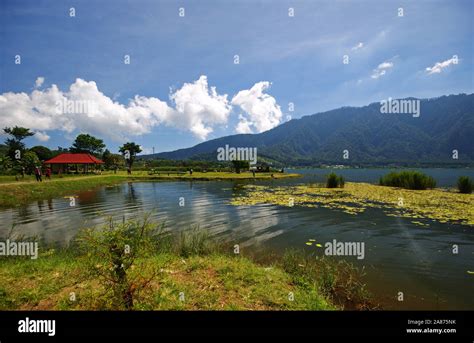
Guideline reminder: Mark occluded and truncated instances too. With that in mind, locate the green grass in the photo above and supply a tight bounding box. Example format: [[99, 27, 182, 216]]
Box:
[[0, 222, 373, 311], [0, 171, 300, 208], [0, 175, 124, 207], [0, 250, 337, 310]]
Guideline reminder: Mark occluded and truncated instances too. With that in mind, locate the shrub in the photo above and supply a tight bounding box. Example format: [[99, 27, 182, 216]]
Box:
[[379, 171, 436, 190], [76, 215, 162, 310], [457, 176, 473, 194], [281, 250, 373, 309], [326, 173, 345, 188]]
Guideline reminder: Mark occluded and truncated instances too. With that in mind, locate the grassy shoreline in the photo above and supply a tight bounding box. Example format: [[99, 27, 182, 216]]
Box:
[[0, 171, 300, 208], [0, 219, 373, 311]]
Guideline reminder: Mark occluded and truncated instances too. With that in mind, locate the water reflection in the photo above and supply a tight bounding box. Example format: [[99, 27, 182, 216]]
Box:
[[0, 176, 473, 310]]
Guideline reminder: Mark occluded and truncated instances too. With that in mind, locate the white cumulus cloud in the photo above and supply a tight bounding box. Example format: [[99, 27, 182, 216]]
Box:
[[0, 76, 236, 142], [234, 114, 253, 134], [0, 76, 282, 142], [34, 131, 50, 142], [231, 81, 282, 134], [426, 56, 458, 74], [170, 75, 231, 140], [35, 77, 45, 88], [371, 61, 393, 79]]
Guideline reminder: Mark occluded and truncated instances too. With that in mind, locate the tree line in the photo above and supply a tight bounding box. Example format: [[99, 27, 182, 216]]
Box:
[[0, 126, 142, 175]]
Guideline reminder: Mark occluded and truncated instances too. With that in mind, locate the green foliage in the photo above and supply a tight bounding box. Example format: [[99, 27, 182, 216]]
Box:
[[231, 160, 249, 174], [281, 250, 373, 309], [326, 172, 345, 188], [102, 149, 124, 170], [379, 171, 436, 190], [3, 126, 34, 142], [76, 215, 162, 309], [135, 158, 229, 172], [0, 155, 14, 174], [30, 146, 53, 161], [457, 176, 473, 194], [174, 228, 217, 258], [119, 142, 142, 170], [21, 151, 41, 174], [3, 126, 35, 160], [0, 213, 373, 310], [70, 134, 106, 155]]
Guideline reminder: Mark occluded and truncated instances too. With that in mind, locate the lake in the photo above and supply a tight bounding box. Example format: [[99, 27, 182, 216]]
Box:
[[1, 168, 473, 310]]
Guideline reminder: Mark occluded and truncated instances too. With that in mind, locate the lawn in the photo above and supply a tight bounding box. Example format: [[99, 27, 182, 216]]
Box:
[[0, 211, 373, 311], [0, 252, 336, 310]]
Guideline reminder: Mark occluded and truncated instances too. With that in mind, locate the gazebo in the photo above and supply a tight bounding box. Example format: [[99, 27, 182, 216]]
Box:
[[44, 153, 104, 174]]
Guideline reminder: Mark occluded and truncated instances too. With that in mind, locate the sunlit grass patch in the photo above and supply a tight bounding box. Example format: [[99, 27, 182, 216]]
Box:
[[0, 217, 365, 311]]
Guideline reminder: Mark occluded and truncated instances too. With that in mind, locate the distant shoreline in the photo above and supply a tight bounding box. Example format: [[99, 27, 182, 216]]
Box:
[[286, 165, 474, 170], [0, 171, 301, 208]]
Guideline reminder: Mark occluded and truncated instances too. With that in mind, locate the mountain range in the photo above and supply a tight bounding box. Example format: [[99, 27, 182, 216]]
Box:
[[145, 93, 474, 166]]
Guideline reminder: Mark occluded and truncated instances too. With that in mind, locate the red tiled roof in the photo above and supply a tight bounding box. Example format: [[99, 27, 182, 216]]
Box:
[[44, 153, 104, 164]]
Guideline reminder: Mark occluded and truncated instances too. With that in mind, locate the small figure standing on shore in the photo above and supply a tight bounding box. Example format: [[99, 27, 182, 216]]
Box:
[[34, 166, 42, 182], [190, 168, 193, 175], [45, 167, 51, 180]]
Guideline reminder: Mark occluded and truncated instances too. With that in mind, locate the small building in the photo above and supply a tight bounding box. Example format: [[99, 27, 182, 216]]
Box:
[[44, 153, 104, 174], [252, 162, 270, 173]]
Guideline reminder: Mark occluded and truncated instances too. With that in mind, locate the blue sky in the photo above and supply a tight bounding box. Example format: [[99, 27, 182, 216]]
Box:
[[1, 0, 472, 154]]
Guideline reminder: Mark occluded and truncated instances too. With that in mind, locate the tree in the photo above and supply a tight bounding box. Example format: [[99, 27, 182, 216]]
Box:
[[70, 134, 106, 155], [231, 160, 249, 174], [0, 144, 10, 157], [102, 149, 124, 170], [21, 151, 41, 174], [3, 126, 34, 160], [0, 155, 13, 175], [30, 146, 53, 161], [3, 126, 34, 141], [119, 142, 142, 173], [102, 149, 112, 168]]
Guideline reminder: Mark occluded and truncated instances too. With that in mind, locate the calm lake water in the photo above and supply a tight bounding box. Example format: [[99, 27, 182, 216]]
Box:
[[1, 168, 473, 310]]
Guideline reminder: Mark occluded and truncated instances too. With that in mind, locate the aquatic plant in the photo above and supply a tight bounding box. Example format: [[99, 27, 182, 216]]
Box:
[[379, 171, 436, 190], [231, 182, 473, 226], [326, 173, 345, 188], [457, 176, 473, 194]]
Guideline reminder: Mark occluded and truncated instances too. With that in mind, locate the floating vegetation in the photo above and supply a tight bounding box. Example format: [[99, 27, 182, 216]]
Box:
[[230, 182, 473, 226], [411, 221, 430, 228], [304, 239, 324, 248]]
